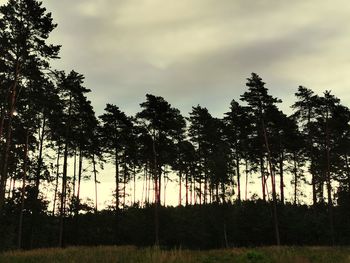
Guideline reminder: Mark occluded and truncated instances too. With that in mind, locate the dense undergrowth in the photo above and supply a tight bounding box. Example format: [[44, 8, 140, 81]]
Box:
[[2, 201, 350, 251]]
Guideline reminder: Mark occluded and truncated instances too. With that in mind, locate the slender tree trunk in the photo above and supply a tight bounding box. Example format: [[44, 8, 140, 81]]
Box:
[[261, 118, 280, 246], [204, 169, 207, 204], [59, 138, 69, 247], [215, 183, 219, 203], [306, 108, 317, 206], [260, 156, 266, 201], [179, 170, 182, 206], [34, 115, 46, 200], [236, 155, 241, 203], [190, 178, 193, 205], [158, 165, 162, 206], [17, 130, 29, 249], [152, 133, 159, 246], [164, 173, 167, 206], [77, 148, 83, 203], [72, 149, 77, 199], [345, 154, 350, 190], [325, 114, 335, 246], [11, 167, 17, 196], [280, 151, 284, 204], [59, 94, 72, 248], [115, 149, 119, 211], [293, 152, 298, 205], [52, 145, 61, 216], [209, 181, 213, 203], [141, 166, 146, 205], [221, 181, 226, 204], [0, 107, 6, 143], [193, 179, 196, 204], [0, 61, 20, 211], [133, 166, 136, 206], [7, 175, 12, 199], [123, 156, 127, 207], [245, 159, 249, 200], [185, 170, 189, 206], [92, 154, 98, 212]]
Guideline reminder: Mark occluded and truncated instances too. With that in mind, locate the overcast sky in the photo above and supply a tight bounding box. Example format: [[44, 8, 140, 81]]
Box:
[[34, 0, 350, 118]]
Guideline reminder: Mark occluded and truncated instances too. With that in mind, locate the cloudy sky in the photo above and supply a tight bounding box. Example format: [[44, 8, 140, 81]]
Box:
[[38, 0, 350, 117]]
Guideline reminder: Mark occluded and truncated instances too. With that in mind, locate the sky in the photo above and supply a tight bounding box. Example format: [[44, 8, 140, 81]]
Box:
[[3, 0, 350, 207], [40, 0, 350, 117]]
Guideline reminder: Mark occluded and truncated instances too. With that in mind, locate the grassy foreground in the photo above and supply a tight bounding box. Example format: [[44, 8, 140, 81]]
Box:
[[1, 246, 350, 263]]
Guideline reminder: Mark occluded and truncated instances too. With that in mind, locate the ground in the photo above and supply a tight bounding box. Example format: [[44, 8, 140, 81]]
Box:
[[1, 246, 349, 263]]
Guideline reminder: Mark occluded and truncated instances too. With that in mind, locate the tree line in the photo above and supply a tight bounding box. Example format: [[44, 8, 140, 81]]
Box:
[[1, 0, 350, 250]]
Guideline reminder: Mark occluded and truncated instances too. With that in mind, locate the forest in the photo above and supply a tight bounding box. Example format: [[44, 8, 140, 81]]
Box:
[[1, 0, 350, 251]]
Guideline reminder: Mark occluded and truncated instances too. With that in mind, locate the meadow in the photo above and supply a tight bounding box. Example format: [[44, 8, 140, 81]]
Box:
[[0, 246, 349, 263]]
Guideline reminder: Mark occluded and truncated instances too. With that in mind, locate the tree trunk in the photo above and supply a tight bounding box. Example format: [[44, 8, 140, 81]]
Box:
[[293, 152, 298, 205], [115, 149, 119, 211], [245, 159, 249, 200], [236, 155, 241, 203], [59, 94, 72, 248], [34, 115, 46, 201], [179, 170, 182, 206], [17, 130, 29, 249], [72, 149, 77, 200], [0, 107, 6, 143], [59, 138, 69, 247], [325, 113, 335, 246], [52, 145, 61, 216], [123, 156, 127, 207], [262, 118, 280, 246], [345, 155, 350, 190], [260, 156, 266, 201], [133, 166, 136, 206], [0, 61, 20, 211], [77, 148, 83, 204], [158, 165, 162, 206], [151, 133, 159, 246], [280, 152, 284, 204], [92, 153, 98, 212], [204, 169, 207, 204]]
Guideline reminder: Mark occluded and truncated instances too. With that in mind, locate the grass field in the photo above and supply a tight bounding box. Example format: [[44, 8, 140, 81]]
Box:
[[1, 246, 349, 263]]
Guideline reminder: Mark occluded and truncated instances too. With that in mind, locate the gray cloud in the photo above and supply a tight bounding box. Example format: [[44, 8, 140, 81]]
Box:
[[41, 0, 350, 118]]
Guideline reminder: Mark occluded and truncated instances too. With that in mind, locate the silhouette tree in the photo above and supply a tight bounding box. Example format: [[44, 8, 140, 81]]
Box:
[[136, 94, 185, 245], [224, 100, 253, 203], [241, 72, 281, 246], [56, 70, 90, 247], [0, 0, 60, 211]]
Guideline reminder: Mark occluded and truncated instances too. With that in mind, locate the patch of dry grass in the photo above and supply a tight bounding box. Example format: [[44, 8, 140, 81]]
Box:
[[0, 246, 349, 263]]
